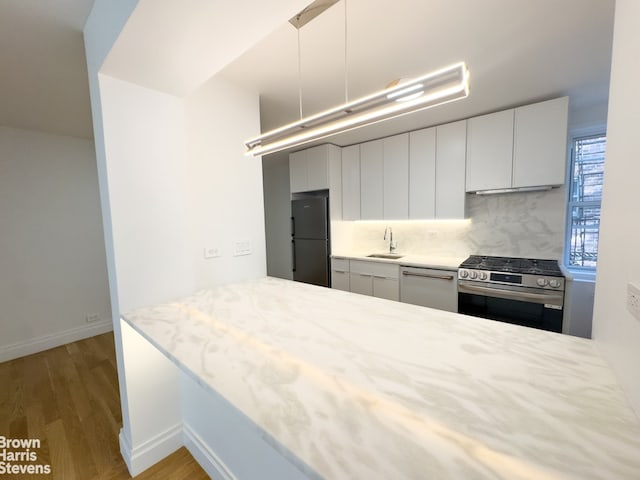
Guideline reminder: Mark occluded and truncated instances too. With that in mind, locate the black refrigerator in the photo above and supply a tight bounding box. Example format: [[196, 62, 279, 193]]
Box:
[[291, 197, 330, 287]]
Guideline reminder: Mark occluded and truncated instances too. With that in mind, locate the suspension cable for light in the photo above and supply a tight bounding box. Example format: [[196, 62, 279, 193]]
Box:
[[245, 62, 470, 157]]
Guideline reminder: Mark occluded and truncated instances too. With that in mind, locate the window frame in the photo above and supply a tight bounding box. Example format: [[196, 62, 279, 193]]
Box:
[[564, 127, 606, 274]]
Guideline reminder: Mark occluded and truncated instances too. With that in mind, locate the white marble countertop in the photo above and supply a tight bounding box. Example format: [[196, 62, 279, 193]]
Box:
[[332, 252, 465, 271], [122, 277, 640, 479]]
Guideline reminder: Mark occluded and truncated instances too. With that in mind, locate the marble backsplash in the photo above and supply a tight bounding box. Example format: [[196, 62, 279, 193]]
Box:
[[332, 187, 566, 260]]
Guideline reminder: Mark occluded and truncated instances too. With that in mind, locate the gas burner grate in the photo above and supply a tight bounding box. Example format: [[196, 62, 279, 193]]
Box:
[[459, 255, 563, 276]]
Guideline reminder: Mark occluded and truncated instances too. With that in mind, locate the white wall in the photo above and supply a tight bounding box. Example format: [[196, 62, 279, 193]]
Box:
[[593, 0, 640, 417], [83, 0, 305, 475], [183, 73, 266, 288], [99, 75, 194, 312], [262, 153, 293, 280], [0, 126, 111, 361]]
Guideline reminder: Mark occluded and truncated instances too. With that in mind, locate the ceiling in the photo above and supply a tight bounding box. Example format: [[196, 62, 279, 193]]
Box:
[[221, 0, 616, 151], [0, 0, 614, 146], [0, 0, 96, 139]]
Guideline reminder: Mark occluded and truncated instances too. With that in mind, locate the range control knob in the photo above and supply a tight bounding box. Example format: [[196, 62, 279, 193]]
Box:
[[537, 278, 548, 287], [459, 270, 468, 279], [549, 279, 561, 289], [469, 271, 478, 280], [478, 271, 488, 280]]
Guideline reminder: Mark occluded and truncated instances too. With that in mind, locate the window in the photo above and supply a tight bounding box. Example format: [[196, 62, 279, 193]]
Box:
[[566, 134, 606, 269]]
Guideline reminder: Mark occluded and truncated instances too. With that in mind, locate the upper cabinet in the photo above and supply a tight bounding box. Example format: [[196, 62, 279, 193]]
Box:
[[360, 139, 385, 220], [409, 127, 436, 218], [383, 134, 409, 219], [289, 144, 338, 193], [341, 144, 361, 221], [289, 144, 342, 219], [466, 96, 569, 192], [408, 122, 466, 219], [435, 121, 467, 219], [512, 97, 569, 188], [360, 133, 410, 220], [466, 109, 514, 192]]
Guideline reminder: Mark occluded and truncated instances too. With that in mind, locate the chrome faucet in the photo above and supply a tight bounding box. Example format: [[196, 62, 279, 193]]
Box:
[[384, 226, 397, 253]]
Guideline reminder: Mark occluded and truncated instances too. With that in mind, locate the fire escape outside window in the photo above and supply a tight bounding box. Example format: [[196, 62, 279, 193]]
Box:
[[567, 134, 606, 269]]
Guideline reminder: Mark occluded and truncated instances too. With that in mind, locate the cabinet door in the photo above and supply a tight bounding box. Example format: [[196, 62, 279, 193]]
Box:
[[373, 276, 399, 301], [360, 139, 384, 220], [349, 273, 372, 296], [383, 133, 409, 219], [513, 96, 569, 188], [331, 270, 350, 291], [435, 120, 467, 219], [341, 145, 361, 220], [409, 128, 436, 219], [289, 150, 307, 193], [306, 145, 330, 191], [466, 109, 514, 192]]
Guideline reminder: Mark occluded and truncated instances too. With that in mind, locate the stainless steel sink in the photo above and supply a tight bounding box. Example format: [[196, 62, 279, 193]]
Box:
[[367, 253, 404, 260]]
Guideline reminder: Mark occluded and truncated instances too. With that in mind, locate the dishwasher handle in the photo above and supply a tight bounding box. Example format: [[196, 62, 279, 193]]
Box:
[[401, 270, 454, 281]]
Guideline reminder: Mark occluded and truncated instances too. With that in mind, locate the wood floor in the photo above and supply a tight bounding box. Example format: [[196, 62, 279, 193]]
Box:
[[0, 332, 209, 479]]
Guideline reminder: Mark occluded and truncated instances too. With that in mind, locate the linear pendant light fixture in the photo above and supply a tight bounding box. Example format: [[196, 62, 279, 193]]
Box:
[[245, 61, 470, 157]]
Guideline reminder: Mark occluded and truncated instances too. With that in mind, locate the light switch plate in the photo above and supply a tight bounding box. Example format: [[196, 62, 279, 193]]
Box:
[[233, 240, 252, 256], [628, 283, 640, 321]]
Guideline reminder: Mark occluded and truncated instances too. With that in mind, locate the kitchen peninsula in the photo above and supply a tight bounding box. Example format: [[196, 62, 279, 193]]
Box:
[[122, 277, 640, 480]]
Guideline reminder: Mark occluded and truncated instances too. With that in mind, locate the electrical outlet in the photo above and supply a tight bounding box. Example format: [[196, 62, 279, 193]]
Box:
[[628, 283, 640, 321], [86, 313, 101, 323], [204, 246, 221, 259]]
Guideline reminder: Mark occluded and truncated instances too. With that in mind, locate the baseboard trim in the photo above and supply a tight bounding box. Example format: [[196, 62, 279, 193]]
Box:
[[0, 320, 113, 362], [119, 423, 183, 477], [184, 423, 236, 480]]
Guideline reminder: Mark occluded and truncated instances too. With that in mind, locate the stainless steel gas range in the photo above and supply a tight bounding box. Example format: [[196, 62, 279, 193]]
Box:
[[457, 255, 565, 333]]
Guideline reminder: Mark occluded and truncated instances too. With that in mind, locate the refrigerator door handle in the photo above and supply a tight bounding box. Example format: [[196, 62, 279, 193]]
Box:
[[291, 239, 296, 272], [291, 216, 295, 237]]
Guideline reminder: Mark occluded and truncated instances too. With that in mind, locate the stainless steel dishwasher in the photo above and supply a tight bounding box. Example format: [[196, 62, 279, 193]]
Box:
[[400, 265, 458, 312]]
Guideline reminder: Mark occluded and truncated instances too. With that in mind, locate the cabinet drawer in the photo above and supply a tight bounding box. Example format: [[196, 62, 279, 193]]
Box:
[[350, 259, 399, 278], [331, 257, 350, 272]]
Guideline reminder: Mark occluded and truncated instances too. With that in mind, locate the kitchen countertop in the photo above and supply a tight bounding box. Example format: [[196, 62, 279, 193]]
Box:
[[332, 252, 466, 271], [122, 277, 640, 480]]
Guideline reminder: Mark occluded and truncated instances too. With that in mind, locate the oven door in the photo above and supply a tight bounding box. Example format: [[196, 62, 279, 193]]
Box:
[[458, 281, 564, 333]]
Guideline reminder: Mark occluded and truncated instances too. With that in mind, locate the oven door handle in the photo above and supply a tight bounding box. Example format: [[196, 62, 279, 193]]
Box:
[[458, 283, 563, 306]]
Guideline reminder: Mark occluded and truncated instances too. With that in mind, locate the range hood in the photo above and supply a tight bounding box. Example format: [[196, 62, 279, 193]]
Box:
[[474, 186, 554, 195]]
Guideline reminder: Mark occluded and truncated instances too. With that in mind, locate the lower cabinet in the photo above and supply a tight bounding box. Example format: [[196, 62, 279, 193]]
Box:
[[348, 260, 399, 301], [331, 257, 350, 291], [332, 257, 459, 310]]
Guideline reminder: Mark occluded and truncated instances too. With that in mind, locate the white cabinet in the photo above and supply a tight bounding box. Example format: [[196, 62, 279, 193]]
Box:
[[360, 134, 409, 220], [360, 139, 384, 220], [341, 145, 361, 221], [348, 259, 399, 301], [373, 276, 399, 301], [465, 96, 568, 192], [331, 257, 350, 291], [290, 144, 342, 220], [409, 127, 436, 219], [289, 144, 335, 193], [466, 109, 514, 192], [513, 97, 568, 188], [435, 120, 467, 219], [383, 133, 409, 219], [289, 150, 308, 193]]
